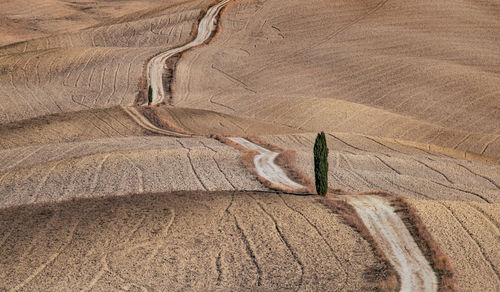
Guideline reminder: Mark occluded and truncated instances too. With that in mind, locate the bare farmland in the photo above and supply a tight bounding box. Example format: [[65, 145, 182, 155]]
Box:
[[0, 136, 264, 208], [0, 0, 214, 123], [411, 200, 500, 291], [261, 132, 500, 203], [174, 0, 500, 157], [0, 191, 379, 291]]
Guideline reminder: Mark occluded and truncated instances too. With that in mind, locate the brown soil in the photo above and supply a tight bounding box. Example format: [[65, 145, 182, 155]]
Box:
[[261, 132, 500, 203], [173, 0, 500, 157], [0, 106, 146, 149], [153, 104, 299, 136], [411, 200, 500, 291], [0, 136, 265, 208], [0, 0, 214, 124], [0, 191, 380, 291]]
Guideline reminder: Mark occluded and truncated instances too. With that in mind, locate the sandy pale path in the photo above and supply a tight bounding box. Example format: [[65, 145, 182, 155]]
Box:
[[147, 0, 230, 104], [347, 195, 438, 292], [228, 137, 303, 189]]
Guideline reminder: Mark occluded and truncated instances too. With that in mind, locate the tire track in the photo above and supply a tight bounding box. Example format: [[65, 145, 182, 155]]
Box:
[[458, 163, 500, 190], [227, 203, 263, 286], [89, 153, 112, 193], [249, 194, 303, 291], [147, 0, 231, 105], [481, 135, 500, 155], [347, 195, 437, 292], [438, 201, 500, 282], [373, 155, 401, 175], [430, 180, 490, 203], [278, 194, 348, 292], [228, 137, 303, 189], [31, 160, 65, 204], [82, 255, 108, 292], [11, 219, 80, 292], [177, 140, 208, 190], [146, 206, 175, 261], [412, 159, 454, 184], [3, 146, 43, 171], [327, 133, 365, 152], [119, 153, 145, 193], [467, 203, 500, 235], [212, 154, 236, 190]]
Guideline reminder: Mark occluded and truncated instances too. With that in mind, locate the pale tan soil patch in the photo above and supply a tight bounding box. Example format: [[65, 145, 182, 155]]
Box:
[[261, 132, 500, 203], [174, 0, 500, 157], [0, 191, 378, 291], [410, 200, 500, 292], [147, 0, 230, 105], [0, 0, 210, 47], [228, 137, 303, 189], [154, 105, 299, 136], [0, 136, 265, 208], [0, 106, 147, 149], [347, 195, 437, 291], [0, 0, 214, 123]]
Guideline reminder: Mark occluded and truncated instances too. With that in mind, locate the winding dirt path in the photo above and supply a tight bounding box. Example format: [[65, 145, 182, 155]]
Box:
[[122, 106, 191, 137], [228, 137, 438, 291], [347, 195, 438, 292], [147, 0, 231, 105], [228, 137, 303, 189], [138, 2, 439, 290]]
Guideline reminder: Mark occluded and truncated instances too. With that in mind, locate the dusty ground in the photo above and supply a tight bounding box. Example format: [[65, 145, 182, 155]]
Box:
[[0, 0, 190, 46], [0, 191, 379, 291], [262, 132, 500, 203], [155, 105, 298, 136], [347, 195, 437, 292], [1, 0, 500, 290], [148, 0, 231, 105], [229, 137, 303, 189], [411, 200, 500, 291], [0, 106, 148, 149], [174, 0, 500, 157], [0, 136, 265, 208], [0, 0, 215, 123], [260, 132, 500, 291]]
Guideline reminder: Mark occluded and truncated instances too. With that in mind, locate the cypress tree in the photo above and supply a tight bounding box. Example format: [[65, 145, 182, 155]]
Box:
[[313, 131, 329, 196], [148, 86, 153, 104]]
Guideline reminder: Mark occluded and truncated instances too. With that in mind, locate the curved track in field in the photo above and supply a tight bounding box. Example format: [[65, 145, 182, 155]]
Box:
[[228, 137, 303, 189], [147, 0, 230, 105], [347, 195, 438, 292]]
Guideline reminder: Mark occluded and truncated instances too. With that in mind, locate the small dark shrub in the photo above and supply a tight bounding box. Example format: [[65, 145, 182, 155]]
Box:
[[148, 86, 153, 104], [314, 131, 328, 195]]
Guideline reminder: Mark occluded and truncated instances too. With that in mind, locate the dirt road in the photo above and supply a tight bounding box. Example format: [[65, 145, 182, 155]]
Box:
[[228, 137, 303, 189], [347, 195, 438, 292], [147, 0, 230, 105], [122, 106, 191, 137]]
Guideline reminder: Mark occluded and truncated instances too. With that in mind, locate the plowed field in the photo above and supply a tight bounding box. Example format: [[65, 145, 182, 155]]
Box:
[[0, 191, 379, 291], [0, 0, 214, 123], [174, 0, 500, 157], [0, 136, 265, 208], [261, 132, 500, 203], [411, 200, 500, 291]]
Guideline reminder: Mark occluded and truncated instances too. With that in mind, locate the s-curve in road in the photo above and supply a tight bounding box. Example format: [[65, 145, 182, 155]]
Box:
[[122, 106, 191, 137], [228, 137, 303, 190], [347, 195, 438, 292], [147, 0, 231, 105]]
